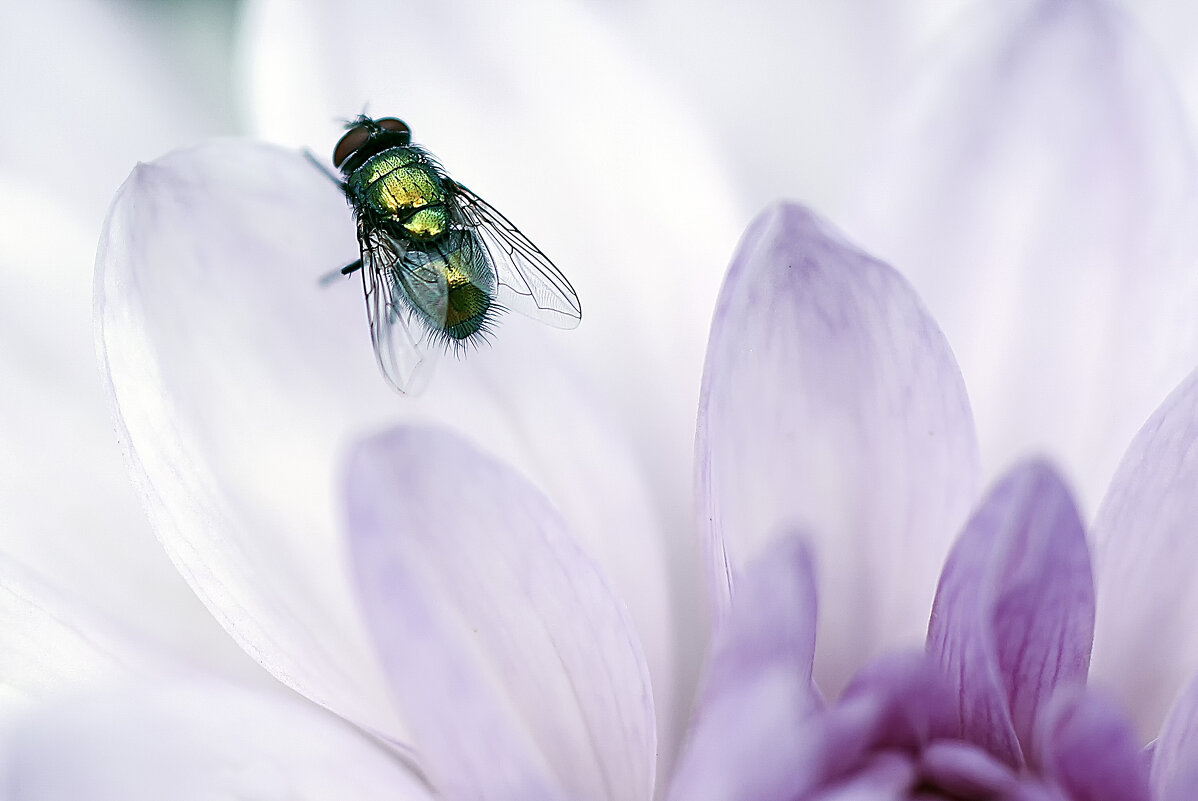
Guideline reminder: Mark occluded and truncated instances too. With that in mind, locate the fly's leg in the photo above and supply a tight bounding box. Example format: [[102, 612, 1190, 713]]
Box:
[[318, 259, 362, 286], [303, 150, 346, 190]]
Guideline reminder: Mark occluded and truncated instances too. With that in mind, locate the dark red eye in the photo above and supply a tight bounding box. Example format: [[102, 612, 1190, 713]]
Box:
[[376, 118, 411, 139], [333, 124, 371, 169]]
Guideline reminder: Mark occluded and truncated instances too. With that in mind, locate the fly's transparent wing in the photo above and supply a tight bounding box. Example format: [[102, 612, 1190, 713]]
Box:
[[359, 223, 440, 394], [448, 181, 582, 329]]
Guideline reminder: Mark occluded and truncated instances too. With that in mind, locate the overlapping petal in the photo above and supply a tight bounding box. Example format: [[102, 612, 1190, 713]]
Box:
[[97, 138, 673, 754], [345, 426, 654, 801], [1092, 368, 1198, 737], [697, 202, 979, 695], [668, 535, 820, 801], [1, 677, 427, 801], [927, 461, 1094, 766], [846, 0, 1198, 511]]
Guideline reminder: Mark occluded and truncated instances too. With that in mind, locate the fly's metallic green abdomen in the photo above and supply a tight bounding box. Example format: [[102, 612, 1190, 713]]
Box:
[[346, 147, 451, 241], [398, 230, 494, 341]]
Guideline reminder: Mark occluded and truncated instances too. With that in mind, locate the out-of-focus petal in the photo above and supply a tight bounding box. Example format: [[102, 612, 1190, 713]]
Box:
[[98, 140, 672, 752], [1151, 672, 1198, 801], [0, 556, 170, 716], [346, 426, 654, 801], [697, 202, 979, 695], [239, 6, 743, 746], [845, 0, 1198, 513], [0, 179, 253, 685], [1119, 0, 1198, 145], [1036, 689, 1150, 801], [927, 461, 1093, 766], [0, 677, 427, 801], [668, 535, 820, 801], [1092, 369, 1198, 738]]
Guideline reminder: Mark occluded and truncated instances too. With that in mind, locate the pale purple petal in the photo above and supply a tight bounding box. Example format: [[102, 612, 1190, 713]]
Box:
[[668, 535, 820, 801], [1, 677, 427, 801], [346, 426, 654, 801], [1092, 368, 1198, 737], [845, 0, 1198, 512], [808, 752, 915, 801], [697, 202, 979, 695], [1036, 689, 1150, 801], [1152, 672, 1198, 801], [927, 461, 1093, 765]]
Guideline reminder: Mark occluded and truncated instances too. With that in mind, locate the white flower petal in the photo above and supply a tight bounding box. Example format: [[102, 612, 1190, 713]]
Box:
[[1, 677, 427, 801], [98, 138, 678, 757], [346, 426, 654, 801], [1091, 368, 1198, 738], [697, 203, 980, 695], [845, 0, 1198, 513]]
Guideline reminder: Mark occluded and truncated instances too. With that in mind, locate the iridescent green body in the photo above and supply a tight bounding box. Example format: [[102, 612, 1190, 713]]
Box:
[[344, 147, 452, 242]]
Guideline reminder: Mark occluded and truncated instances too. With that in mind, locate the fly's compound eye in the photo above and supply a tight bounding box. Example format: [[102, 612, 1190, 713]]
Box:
[[375, 117, 411, 143], [333, 124, 371, 169]]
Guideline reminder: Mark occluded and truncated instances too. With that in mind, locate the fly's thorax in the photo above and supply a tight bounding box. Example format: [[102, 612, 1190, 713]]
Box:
[[394, 230, 497, 341], [347, 147, 450, 237]]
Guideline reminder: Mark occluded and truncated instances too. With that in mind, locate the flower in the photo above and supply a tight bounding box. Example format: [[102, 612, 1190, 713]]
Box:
[[14, 197, 1198, 800], [7, 0, 1198, 798]]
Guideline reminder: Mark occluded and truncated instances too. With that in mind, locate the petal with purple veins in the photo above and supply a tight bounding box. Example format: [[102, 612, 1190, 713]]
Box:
[[927, 461, 1094, 765], [697, 202, 979, 696]]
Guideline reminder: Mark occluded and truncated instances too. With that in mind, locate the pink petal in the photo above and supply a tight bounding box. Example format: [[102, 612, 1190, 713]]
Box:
[[927, 461, 1093, 766], [697, 202, 979, 695], [3, 676, 428, 801], [345, 426, 654, 801], [668, 535, 820, 801], [845, 0, 1198, 513], [1091, 369, 1198, 738]]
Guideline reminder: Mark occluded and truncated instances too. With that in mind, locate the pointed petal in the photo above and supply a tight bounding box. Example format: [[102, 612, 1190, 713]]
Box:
[[1091, 369, 1198, 738], [845, 0, 1198, 512], [697, 202, 979, 694], [1, 677, 428, 801], [668, 535, 820, 801], [927, 461, 1094, 766], [1036, 689, 1150, 801], [346, 426, 654, 801], [1152, 671, 1198, 801]]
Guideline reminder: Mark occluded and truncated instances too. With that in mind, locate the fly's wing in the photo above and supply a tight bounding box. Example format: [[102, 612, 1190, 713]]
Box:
[[359, 223, 440, 394], [448, 181, 582, 329]]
